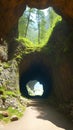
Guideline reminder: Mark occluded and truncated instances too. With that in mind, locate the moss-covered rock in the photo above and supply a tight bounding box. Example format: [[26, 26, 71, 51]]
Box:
[[0, 59, 28, 123]]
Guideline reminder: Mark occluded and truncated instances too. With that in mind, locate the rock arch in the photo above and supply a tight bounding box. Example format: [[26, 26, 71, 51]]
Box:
[[0, 0, 73, 40]]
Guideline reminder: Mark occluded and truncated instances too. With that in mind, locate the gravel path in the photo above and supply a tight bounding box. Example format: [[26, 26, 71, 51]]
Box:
[[0, 100, 73, 130]]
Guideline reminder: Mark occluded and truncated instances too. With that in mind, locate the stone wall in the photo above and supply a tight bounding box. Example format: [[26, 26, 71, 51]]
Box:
[[47, 20, 73, 102]]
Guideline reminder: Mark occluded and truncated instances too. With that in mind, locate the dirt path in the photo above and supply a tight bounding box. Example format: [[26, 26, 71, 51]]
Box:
[[0, 100, 73, 130]]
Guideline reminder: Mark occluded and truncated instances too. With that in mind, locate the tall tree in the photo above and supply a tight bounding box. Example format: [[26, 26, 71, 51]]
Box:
[[36, 9, 47, 43], [40, 11, 46, 41], [36, 10, 41, 43], [19, 7, 33, 37], [24, 8, 32, 37]]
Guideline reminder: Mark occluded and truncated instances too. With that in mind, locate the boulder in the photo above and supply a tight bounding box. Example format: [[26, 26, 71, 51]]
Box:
[[2, 111, 9, 117], [10, 115, 19, 121]]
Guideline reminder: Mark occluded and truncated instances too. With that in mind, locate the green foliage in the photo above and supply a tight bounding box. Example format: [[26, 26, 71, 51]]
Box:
[[18, 6, 62, 44]]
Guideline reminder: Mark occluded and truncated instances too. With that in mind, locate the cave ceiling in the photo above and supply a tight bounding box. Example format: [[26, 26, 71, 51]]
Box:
[[0, 0, 73, 40]]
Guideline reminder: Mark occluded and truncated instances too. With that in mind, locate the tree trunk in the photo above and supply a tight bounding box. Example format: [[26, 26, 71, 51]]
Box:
[[25, 8, 32, 37]]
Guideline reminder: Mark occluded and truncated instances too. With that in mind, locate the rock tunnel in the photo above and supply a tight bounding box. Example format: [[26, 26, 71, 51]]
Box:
[[19, 63, 52, 98]]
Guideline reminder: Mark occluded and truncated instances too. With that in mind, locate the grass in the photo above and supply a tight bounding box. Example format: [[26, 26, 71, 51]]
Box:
[[0, 86, 25, 123], [0, 85, 26, 123], [8, 106, 24, 117], [0, 105, 25, 123]]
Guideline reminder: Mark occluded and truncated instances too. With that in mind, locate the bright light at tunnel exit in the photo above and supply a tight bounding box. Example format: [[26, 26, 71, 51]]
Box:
[[26, 80, 44, 96], [34, 82, 44, 96]]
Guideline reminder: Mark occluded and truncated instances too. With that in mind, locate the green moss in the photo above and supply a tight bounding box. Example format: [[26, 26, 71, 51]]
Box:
[[0, 105, 25, 123], [1, 95, 7, 100], [8, 106, 25, 118], [2, 117, 9, 123], [0, 86, 4, 91], [5, 91, 16, 97], [0, 85, 27, 123], [3, 63, 10, 69], [0, 68, 3, 73], [0, 86, 18, 101]]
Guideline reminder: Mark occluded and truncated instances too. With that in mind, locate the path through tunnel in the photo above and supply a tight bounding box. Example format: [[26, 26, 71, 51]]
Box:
[[19, 63, 52, 99]]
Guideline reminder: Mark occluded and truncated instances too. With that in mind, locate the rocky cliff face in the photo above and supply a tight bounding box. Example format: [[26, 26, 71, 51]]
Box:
[[0, 59, 28, 122], [0, 0, 73, 40], [0, 60, 19, 109]]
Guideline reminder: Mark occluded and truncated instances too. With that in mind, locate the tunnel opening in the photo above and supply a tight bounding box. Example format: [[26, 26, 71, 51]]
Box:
[[18, 6, 62, 44], [19, 63, 52, 99], [26, 80, 44, 97]]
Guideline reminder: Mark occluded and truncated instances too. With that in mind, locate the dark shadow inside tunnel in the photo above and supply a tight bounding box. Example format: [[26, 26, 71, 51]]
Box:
[[19, 63, 52, 99]]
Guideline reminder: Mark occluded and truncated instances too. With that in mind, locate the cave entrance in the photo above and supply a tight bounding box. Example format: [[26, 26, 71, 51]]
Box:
[[26, 80, 44, 97], [18, 6, 62, 44]]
